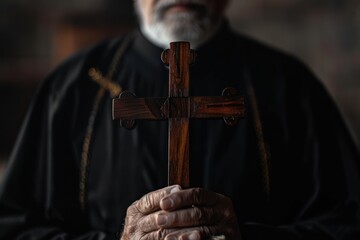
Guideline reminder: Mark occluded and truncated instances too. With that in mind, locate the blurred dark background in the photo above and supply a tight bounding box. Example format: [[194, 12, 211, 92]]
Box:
[[0, 0, 359, 174]]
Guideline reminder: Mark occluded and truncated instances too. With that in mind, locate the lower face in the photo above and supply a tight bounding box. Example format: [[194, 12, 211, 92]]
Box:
[[135, 0, 227, 46], [139, 0, 226, 24]]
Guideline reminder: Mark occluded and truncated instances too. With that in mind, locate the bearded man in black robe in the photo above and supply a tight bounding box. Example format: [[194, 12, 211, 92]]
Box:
[[0, 0, 359, 239]]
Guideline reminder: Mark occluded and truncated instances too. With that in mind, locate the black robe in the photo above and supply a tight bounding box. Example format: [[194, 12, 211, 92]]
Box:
[[1, 23, 359, 239]]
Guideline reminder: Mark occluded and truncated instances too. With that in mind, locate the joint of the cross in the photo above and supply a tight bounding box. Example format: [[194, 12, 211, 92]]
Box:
[[117, 91, 137, 129], [222, 87, 242, 126], [169, 97, 190, 119]]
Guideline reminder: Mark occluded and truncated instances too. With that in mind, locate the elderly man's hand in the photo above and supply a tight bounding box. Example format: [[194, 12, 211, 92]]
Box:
[[121, 185, 241, 240]]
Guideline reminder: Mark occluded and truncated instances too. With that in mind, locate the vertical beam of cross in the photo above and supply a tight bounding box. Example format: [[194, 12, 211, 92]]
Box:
[[161, 42, 194, 188]]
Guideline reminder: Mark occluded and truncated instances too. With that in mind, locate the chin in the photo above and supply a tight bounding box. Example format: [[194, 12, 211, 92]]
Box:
[[145, 12, 218, 48]]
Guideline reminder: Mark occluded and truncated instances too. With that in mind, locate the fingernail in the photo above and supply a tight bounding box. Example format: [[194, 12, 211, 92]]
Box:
[[171, 185, 181, 193], [189, 232, 199, 240], [157, 214, 168, 226], [161, 197, 174, 209]]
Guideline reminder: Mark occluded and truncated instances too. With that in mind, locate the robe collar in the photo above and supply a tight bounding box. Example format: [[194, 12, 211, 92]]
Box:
[[132, 20, 236, 66]]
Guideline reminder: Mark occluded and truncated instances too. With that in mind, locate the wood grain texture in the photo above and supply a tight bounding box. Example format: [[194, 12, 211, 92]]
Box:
[[167, 42, 190, 188], [112, 41, 245, 189], [112, 97, 166, 120]]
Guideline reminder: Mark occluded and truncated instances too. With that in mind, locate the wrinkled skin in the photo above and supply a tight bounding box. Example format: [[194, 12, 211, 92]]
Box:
[[121, 185, 241, 240]]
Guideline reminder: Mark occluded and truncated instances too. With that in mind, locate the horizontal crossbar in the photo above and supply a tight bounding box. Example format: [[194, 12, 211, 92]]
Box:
[[112, 96, 245, 120]]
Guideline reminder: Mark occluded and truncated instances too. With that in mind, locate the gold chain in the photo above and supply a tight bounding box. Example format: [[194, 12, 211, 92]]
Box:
[[79, 35, 133, 211]]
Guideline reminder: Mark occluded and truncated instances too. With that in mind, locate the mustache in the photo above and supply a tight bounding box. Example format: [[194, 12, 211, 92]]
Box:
[[154, 0, 208, 13]]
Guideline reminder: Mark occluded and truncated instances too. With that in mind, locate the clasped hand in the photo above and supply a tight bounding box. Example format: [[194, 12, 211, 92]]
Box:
[[121, 185, 241, 240]]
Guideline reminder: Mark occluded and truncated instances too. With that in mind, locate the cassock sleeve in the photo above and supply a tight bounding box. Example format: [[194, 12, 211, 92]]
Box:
[[0, 49, 119, 239], [240, 58, 360, 239]]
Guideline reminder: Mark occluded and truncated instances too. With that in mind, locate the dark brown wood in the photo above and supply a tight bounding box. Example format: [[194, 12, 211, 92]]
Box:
[[112, 42, 245, 189], [113, 96, 167, 120], [166, 42, 191, 188], [113, 96, 245, 120], [190, 96, 245, 118]]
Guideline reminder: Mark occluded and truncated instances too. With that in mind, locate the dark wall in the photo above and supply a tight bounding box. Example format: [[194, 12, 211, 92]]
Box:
[[0, 0, 136, 163], [227, 0, 360, 150]]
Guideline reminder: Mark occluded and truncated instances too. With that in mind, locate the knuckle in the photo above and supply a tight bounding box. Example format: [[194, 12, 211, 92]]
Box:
[[122, 223, 138, 239], [168, 213, 176, 226], [200, 226, 213, 237], [137, 194, 155, 214], [155, 228, 168, 240], [223, 208, 231, 219], [191, 188, 203, 204], [127, 224, 137, 235], [126, 203, 136, 217], [138, 233, 148, 240], [192, 207, 205, 223], [143, 194, 153, 212]]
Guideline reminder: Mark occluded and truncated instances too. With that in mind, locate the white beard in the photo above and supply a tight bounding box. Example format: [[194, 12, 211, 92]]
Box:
[[135, 0, 222, 49]]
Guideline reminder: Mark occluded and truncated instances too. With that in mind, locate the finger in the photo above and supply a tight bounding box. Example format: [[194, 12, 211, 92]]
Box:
[[160, 188, 222, 211], [144, 227, 179, 240], [137, 210, 166, 233], [158, 206, 222, 229], [164, 226, 224, 240], [135, 185, 181, 214], [164, 230, 201, 240], [123, 210, 178, 239], [140, 205, 216, 232]]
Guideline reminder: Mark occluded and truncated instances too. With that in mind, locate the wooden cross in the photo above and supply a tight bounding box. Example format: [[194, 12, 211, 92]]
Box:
[[112, 42, 245, 188]]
